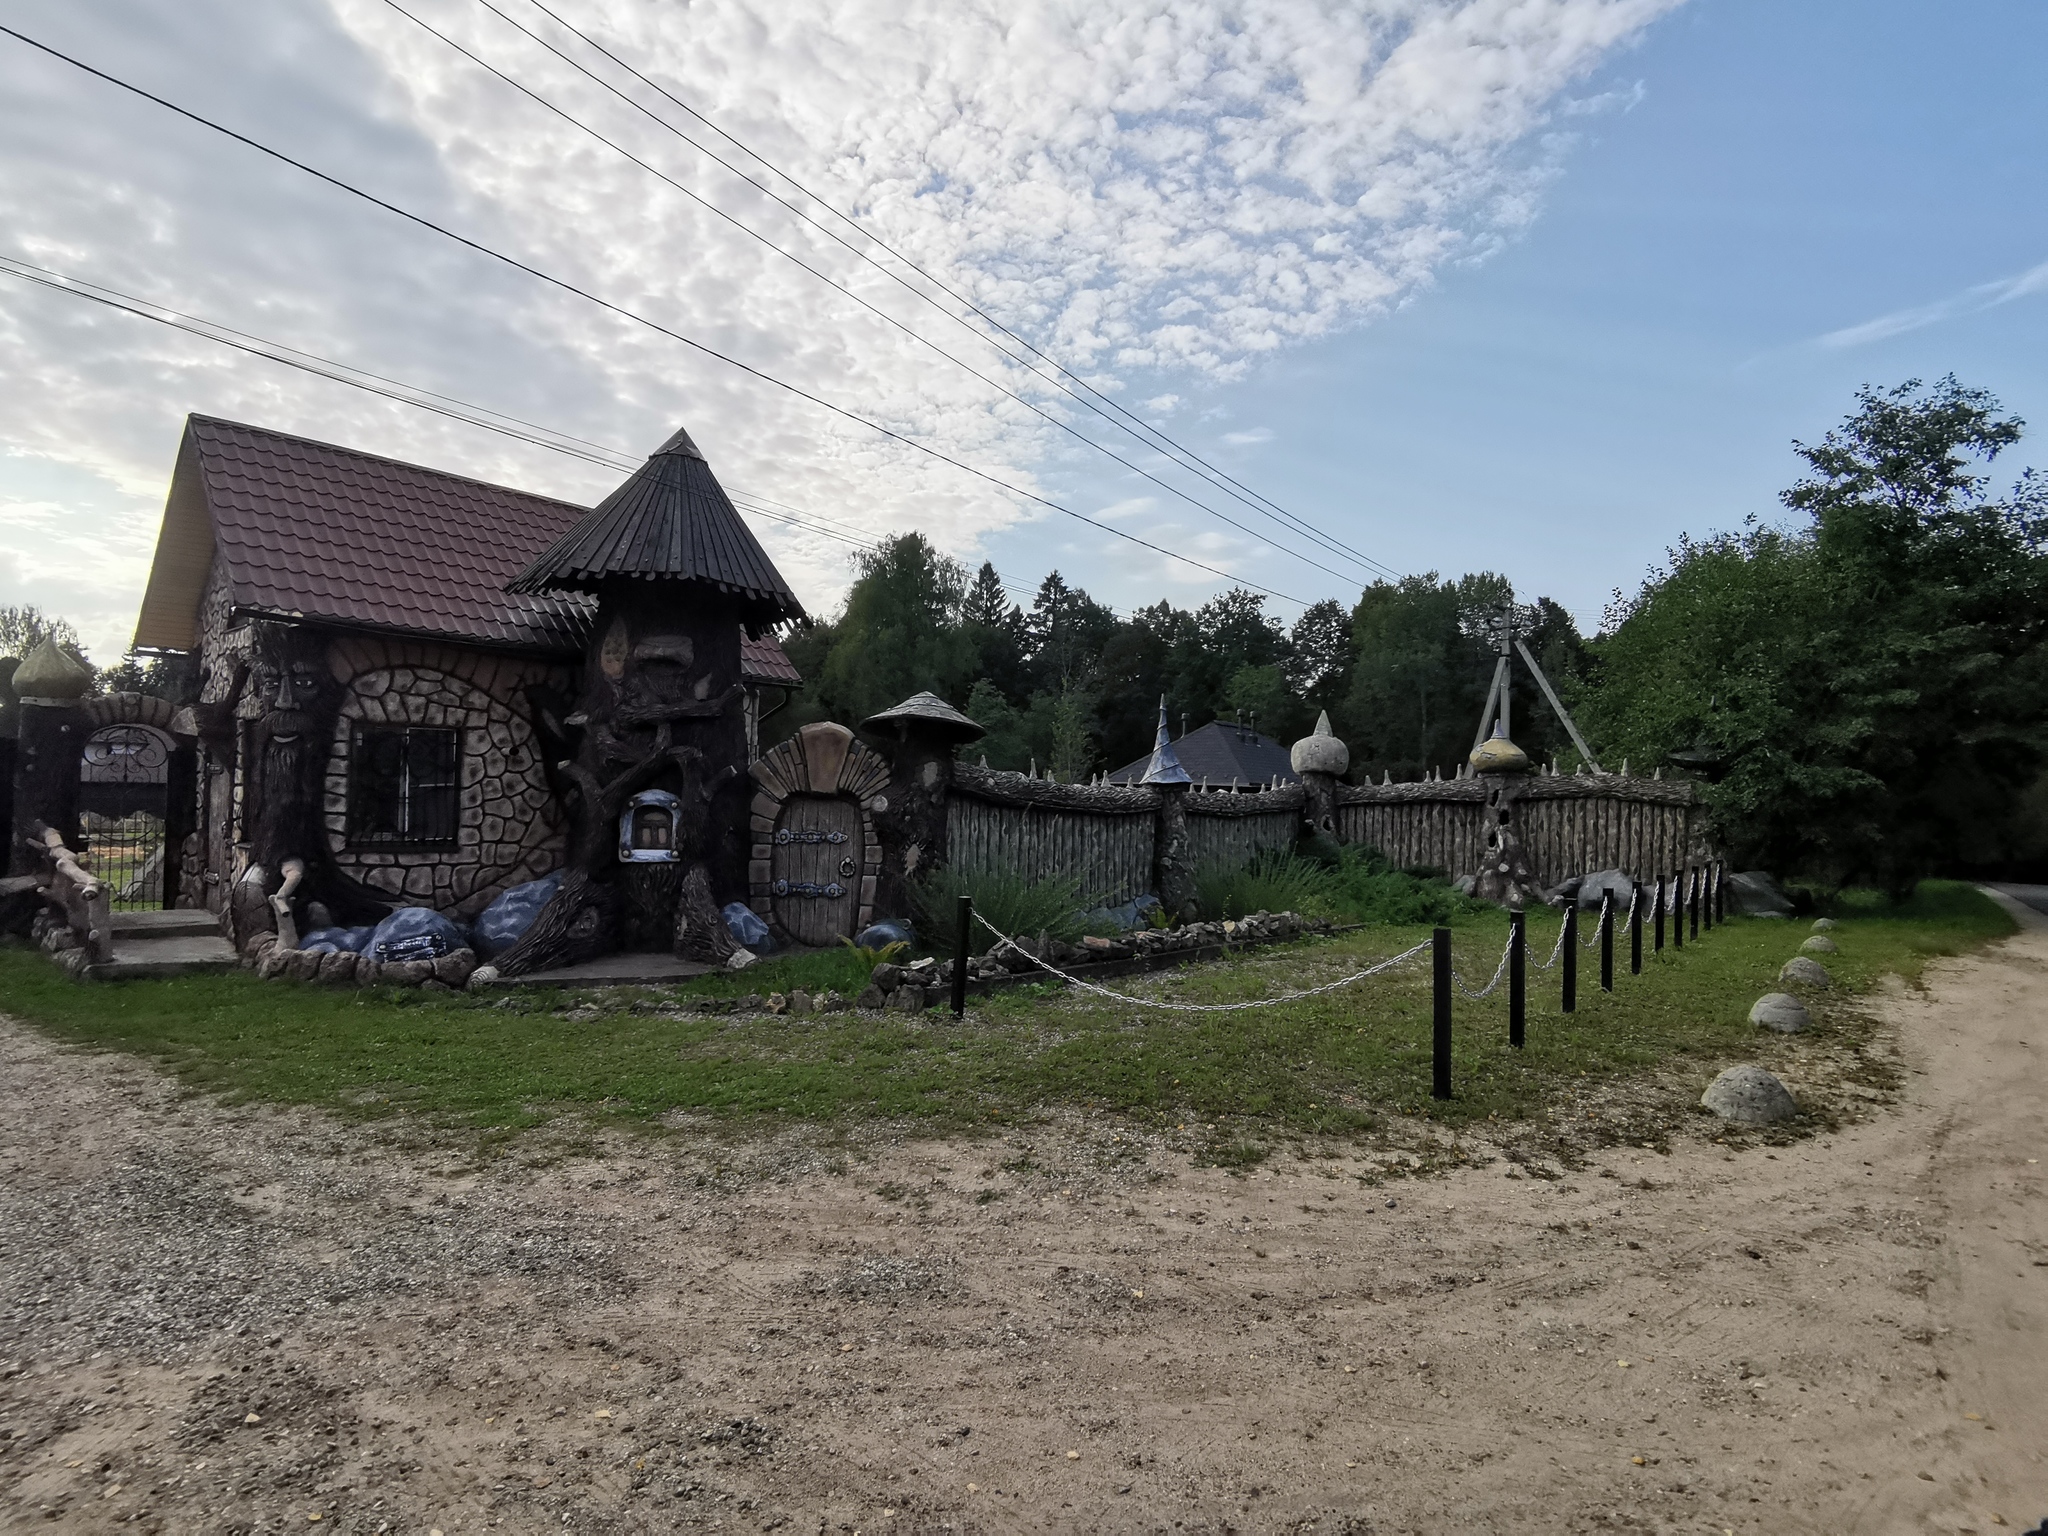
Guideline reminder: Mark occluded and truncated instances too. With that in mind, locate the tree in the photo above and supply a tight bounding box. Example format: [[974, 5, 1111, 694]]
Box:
[[1283, 599, 1352, 715], [808, 534, 977, 725], [1584, 377, 2048, 891], [1023, 571, 1117, 692], [0, 605, 84, 662]]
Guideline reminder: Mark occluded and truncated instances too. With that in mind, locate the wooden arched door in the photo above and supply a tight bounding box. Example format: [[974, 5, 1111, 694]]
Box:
[[770, 793, 865, 945]]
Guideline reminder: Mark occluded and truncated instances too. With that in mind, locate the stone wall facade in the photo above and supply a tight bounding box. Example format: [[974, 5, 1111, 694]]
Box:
[[318, 635, 573, 919]]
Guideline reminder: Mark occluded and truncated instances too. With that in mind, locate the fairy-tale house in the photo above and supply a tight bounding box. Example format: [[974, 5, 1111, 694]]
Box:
[[127, 415, 805, 974]]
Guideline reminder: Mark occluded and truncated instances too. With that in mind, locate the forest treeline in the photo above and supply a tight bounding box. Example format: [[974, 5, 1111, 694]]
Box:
[[776, 377, 2048, 889]]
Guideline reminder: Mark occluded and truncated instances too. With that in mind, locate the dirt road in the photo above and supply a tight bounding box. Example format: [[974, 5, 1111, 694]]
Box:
[[2, 901, 2043, 1534]]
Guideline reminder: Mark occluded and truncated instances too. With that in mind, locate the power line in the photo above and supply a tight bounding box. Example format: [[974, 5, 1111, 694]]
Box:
[[1, 22, 1308, 606], [494, 0, 1403, 582], [0, 253, 1045, 603], [375, 0, 1374, 593]]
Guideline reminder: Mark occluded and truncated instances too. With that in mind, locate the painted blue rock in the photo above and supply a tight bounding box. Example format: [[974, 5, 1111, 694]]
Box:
[[368, 905, 466, 964], [470, 870, 564, 959]]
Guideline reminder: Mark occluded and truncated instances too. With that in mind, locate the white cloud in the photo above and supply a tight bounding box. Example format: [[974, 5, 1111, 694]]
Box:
[[1818, 258, 2048, 349], [1223, 427, 1276, 446], [0, 0, 1678, 659]]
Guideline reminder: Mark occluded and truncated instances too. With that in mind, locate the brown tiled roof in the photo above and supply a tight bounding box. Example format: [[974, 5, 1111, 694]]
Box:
[[741, 634, 803, 686], [160, 416, 593, 652], [508, 425, 804, 626]]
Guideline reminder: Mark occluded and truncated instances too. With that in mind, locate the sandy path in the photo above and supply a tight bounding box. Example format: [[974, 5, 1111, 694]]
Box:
[[1, 904, 2044, 1535]]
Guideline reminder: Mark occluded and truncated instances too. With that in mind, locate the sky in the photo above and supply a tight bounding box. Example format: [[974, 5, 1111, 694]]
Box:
[[0, 0, 2042, 664]]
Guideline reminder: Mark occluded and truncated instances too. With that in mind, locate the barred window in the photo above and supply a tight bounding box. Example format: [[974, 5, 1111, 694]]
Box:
[[348, 726, 460, 846]]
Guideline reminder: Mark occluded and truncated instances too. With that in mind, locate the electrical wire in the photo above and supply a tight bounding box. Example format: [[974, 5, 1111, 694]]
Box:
[[376, 0, 1371, 592], [0, 21, 1306, 605], [0, 253, 1047, 603], [495, 0, 1403, 582]]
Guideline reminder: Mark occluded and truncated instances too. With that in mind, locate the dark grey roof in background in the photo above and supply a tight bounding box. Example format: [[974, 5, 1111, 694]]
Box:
[[508, 427, 803, 624], [1107, 720, 1300, 788]]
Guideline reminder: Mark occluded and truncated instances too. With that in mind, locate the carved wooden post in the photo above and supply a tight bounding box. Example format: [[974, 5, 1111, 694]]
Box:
[[1469, 724, 1541, 908], [1290, 709, 1346, 844], [1138, 698, 1196, 920], [8, 639, 91, 877], [860, 692, 986, 922]]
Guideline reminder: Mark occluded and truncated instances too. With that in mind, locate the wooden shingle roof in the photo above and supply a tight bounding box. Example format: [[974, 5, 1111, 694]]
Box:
[[507, 426, 803, 625]]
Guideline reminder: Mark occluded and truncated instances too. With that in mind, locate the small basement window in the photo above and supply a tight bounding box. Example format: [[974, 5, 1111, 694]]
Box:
[[348, 726, 461, 847]]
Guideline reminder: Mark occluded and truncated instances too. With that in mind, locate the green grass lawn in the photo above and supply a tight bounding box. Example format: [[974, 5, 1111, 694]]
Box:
[[0, 882, 2012, 1142]]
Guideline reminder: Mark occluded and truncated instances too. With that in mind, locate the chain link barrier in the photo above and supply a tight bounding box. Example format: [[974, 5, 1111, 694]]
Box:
[[1451, 931, 1516, 1001], [971, 911, 1431, 1014]]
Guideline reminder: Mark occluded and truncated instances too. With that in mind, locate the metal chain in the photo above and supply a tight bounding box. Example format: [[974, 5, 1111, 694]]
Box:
[[1577, 883, 1642, 949], [1451, 931, 1515, 1000], [1528, 914, 1570, 973], [971, 912, 1431, 1013]]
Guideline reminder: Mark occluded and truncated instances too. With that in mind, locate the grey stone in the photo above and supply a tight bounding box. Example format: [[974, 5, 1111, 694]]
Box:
[[432, 947, 477, 988], [870, 962, 904, 993], [1811, 917, 1837, 931], [855, 984, 886, 1011], [1701, 1065, 1797, 1125], [354, 959, 383, 987], [1800, 934, 1838, 954], [1726, 870, 1794, 918], [1779, 955, 1832, 988], [380, 958, 434, 987], [420, 978, 455, 994], [285, 948, 324, 983], [316, 950, 359, 986], [1576, 869, 1635, 910], [255, 945, 291, 981], [787, 990, 813, 1016], [1748, 992, 1809, 1034], [888, 984, 929, 1013]]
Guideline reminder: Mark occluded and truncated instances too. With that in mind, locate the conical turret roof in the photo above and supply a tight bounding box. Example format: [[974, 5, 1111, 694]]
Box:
[[508, 426, 803, 624]]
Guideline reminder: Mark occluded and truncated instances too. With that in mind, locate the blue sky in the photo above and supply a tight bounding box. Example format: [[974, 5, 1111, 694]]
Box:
[[991, 0, 2048, 631], [1, 0, 2042, 659]]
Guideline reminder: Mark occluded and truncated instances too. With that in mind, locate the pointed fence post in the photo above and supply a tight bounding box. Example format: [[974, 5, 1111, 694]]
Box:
[[952, 896, 972, 1017], [1509, 908, 1527, 1049], [1562, 903, 1578, 1013], [1599, 889, 1615, 993], [1432, 927, 1453, 1100], [1630, 883, 1643, 976]]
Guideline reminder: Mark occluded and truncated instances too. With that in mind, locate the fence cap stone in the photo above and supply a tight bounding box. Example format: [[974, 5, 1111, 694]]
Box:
[[1748, 992, 1810, 1033], [13, 636, 91, 702], [1702, 1065, 1797, 1124], [1290, 711, 1350, 777]]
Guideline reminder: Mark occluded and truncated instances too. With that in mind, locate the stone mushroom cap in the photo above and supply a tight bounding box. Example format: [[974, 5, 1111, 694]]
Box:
[[859, 691, 986, 745], [1468, 727, 1531, 774], [1290, 710, 1349, 777], [1701, 1065, 1797, 1125], [11, 636, 92, 701]]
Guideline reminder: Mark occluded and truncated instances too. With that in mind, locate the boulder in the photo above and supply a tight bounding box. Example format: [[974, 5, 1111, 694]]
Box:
[[1576, 869, 1636, 911], [432, 948, 477, 988], [469, 870, 563, 960], [379, 957, 435, 987], [819, 991, 848, 1013], [887, 984, 929, 1013], [1811, 917, 1838, 932], [855, 984, 886, 1011], [722, 902, 774, 954], [285, 948, 324, 983], [1800, 934, 1838, 955], [303, 924, 375, 954], [354, 959, 383, 988], [1748, 992, 1810, 1034], [1779, 956, 1832, 988], [870, 963, 904, 993], [368, 906, 466, 964], [420, 979, 455, 995], [1726, 870, 1794, 918], [463, 963, 497, 989], [1701, 1065, 1798, 1125], [1695, 1073, 1794, 1130], [765, 992, 789, 1015], [787, 990, 813, 1016], [1453, 874, 1478, 897], [256, 946, 291, 981], [725, 948, 758, 972], [854, 919, 916, 952]]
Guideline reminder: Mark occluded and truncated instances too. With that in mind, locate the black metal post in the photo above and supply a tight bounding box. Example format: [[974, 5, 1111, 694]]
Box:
[[1630, 883, 1643, 975], [1716, 859, 1727, 923], [1672, 868, 1685, 950], [1653, 876, 1666, 953], [951, 896, 972, 1017], [1689, 868, 1701, 941], [1599, 889, 1615, 993], [1509, 908, 1526, 1049], [1701, 863, 1714, 931], [1432, 927, 1453, 1100], [1562, 903, 1578, 1013]]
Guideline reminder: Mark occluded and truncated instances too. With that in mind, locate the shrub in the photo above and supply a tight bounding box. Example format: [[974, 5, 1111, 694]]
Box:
[[1194, 851, 1337, 921], [912, 861, 1085, 956], [1325, 844, 1474, 926]]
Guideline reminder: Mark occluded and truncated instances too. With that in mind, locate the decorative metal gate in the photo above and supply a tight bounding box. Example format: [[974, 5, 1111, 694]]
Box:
[[79, 723, 173, 910]]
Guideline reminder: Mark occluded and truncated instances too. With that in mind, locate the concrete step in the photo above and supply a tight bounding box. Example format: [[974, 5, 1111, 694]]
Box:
[[109, 908, 222, 940], [87, 934, 241, 980]]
